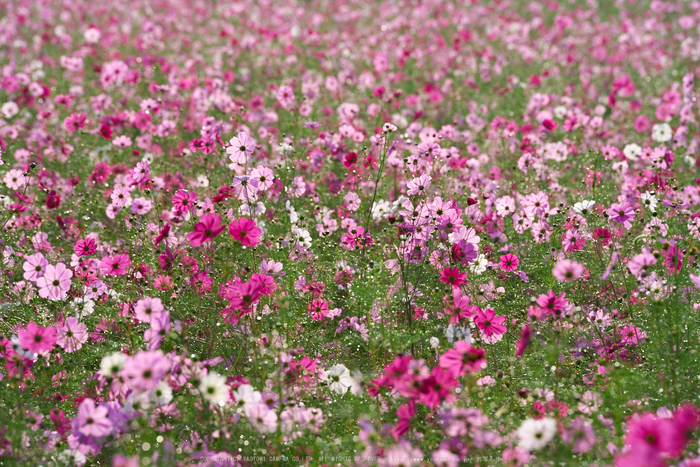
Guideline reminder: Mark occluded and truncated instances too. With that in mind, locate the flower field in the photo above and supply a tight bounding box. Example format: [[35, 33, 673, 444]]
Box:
[[2, 0, 700, 465]]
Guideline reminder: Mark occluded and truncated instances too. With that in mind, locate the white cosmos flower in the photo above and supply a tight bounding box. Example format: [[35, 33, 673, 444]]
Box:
[[445, 325, 471, 345], [152, 380, 173, 405], [651, 123, 672, 143], [572, 200, 595, 215], [469, 254, 488, 275], [199, 372, 230, 405], [553, 106, 567, 119], [58, 449, 87, 466], [325, 364, 354, 395], [640, 192, 658, 212], [71, 297, 95, 318], [623, 143, 642, 161], [291, 225, 312, 248], [100, 352, 127, 377], [517, 417, 557, 451]]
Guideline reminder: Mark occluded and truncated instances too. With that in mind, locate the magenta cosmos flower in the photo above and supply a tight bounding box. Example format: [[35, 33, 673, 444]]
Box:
[[18, 321, 57, 354], [308, 298, 329, 321], [438, 340, 487, 377], [187, 213, 226, 247], [534, 290, 569, 318], [439, 267, 467, 288], [36, 263, 72, 300], [172, 189, 198, 213], [56, 317, 88, 353], [499, 254, 519, 272], [229, 217, 262, 247], [474, 308, 507, 337], [664, 245, 683, 274], [99, 254, 131, 276], [22, 252, 48, 282], [74, 398, 112, 437]]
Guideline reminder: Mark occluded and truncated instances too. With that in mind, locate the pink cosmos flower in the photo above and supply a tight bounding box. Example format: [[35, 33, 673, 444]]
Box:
[[474, 308, 507, 337], [633, 115, 650, 133], [187, 213, 226, 247], [123, 350, 170, 391], [132, 161, 150, 183], [134, 297, 165, 323], [63, 112, 87, 132], [439, 267, 467, 288], [619, 325, 647, 345], [552, 259, 585, 281], [36, 263, 72, 300], [438, 340, 487, 377], [246, 402, 278, 433], [627, 251, 656, 277], [250, 166, 274, 191], [110, 186, 132, 207], [690, 273, 700, 290], [74, 238, 97, 257], [406, 175, 432, 196], [172, 189, 198, 213], [22, 252, 48, 282], [606, 203, 635, 229], [229, 217, 262, 247], [144, 311, 171, 350], [56, 317, 88, 353], [74, 398, 112, 437], [99, 254, 131, 276], [499, 254, 519, 272], [227, 131, 255, 164], [260, 259, 283, 276], [276, 85, 295, 108], [18, 321, 57, 354]]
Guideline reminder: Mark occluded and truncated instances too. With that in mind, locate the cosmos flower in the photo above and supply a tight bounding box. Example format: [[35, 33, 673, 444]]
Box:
[[22, 253, 48, 282], [56, 317, 88, 353], [36, 263, 72, 300], [229, 217, 262, 247], [73, 398, 112, 438], [474, 308, 507, 337], [606, 203, 635, 229], [199, 371, 230, 405], [439, 267, 467, 288], [325, 364, 355, 395], [99, 254, 131, 276], [438, 340, 487, 377], [18, 322, 57, 354], [552, 259, 585, 281], [245, 402, 278, 433], [516, 418, 557, 451], [499, 254, 519, 272], [187, 213, 226, 247], [123, 350, 170, 391], [134, 297, 165, 323]]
